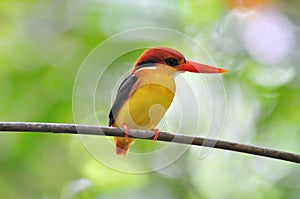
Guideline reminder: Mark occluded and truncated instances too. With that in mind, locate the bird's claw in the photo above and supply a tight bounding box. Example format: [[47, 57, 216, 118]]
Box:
[[123, 124, 129, 140], [152, 128, 160, 141]]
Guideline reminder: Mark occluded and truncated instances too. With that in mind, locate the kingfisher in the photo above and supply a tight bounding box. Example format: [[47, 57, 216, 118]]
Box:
[[109, 47, 227, 156]]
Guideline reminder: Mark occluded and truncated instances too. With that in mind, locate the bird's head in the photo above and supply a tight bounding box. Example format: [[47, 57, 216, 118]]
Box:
[[132, 47, 228, 74]]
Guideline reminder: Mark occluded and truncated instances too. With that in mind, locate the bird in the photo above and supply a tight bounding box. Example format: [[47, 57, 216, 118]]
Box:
[[108, 47, 227, 156]]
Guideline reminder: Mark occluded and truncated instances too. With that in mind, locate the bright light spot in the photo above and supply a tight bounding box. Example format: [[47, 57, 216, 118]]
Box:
[[242, 8, 294, 65], [62, 179, 92, 197], [249, 66, 295, 87]]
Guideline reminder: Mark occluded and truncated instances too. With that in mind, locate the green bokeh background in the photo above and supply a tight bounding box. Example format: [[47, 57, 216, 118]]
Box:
[[1, 0, 300, 198]]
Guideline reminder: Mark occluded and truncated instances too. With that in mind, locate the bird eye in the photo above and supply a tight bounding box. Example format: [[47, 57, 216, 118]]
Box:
[[165, 58, 179, 66]]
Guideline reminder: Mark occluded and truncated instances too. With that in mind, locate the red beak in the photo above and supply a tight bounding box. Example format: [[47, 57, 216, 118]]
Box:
[[177, 60, 228, 73]]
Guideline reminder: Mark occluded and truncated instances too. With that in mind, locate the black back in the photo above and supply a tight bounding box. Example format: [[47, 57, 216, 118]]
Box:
[[108, 73, 138, 126]]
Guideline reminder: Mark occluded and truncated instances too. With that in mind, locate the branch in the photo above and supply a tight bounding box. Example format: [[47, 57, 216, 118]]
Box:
[[0, 122, 299, 164]]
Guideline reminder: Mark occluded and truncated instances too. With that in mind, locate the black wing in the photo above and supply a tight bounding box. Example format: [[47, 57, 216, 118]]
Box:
[[108, 73, 138, 126]]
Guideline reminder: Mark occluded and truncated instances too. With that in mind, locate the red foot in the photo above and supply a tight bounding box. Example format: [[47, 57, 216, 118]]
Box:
[[151, 128, 160, 141], [123, 124, 129, 140]]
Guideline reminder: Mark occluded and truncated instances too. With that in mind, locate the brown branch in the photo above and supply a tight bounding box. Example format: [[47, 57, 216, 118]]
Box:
[[0, 122, 299, 164]]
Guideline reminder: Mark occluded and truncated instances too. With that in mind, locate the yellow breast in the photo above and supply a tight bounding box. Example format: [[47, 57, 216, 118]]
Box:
[[114, 65, 176, 130]]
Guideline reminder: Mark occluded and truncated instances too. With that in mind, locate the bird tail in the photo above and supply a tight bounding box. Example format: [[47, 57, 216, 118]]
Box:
[[114, 137, 135, 156]]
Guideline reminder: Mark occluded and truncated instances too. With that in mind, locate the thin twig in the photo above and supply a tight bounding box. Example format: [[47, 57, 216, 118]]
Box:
[[0, 122, 299, 164]]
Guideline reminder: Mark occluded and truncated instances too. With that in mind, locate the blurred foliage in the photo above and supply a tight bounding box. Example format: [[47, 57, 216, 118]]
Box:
[[1, 0, 300, 198]]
